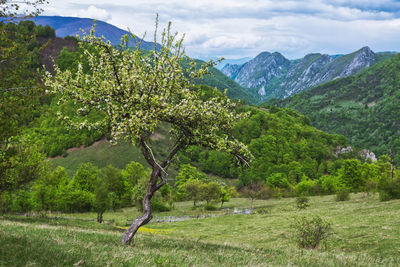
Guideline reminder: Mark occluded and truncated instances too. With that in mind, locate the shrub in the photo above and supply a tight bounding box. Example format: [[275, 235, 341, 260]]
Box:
[[335, 188, 350, 201], [151, 201, 172, 212], [319, 175, 340, 194], [58, 189, 95, 212], [10, 190, 32, 212], [295, 179, 319, 196], [377, 176, 400, 201], [257, 185, 274, 200], [0, 192, 12, 214], [266, 173, 290, 189], [364, 179, 377, 195], [203, 203, 218, 211], [290, 215, 332, 249], [379, 191, 392, 202], [255, 207, 269, 214], [295, 195, 310, 210]]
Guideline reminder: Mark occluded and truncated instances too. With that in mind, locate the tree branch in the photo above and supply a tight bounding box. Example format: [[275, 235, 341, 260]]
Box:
[[234, 154, 251, 168], [161, 137, 187, 169], [138, 138, 168, 176], [102, 43, 122, 88], [154, 173, 167, 191]]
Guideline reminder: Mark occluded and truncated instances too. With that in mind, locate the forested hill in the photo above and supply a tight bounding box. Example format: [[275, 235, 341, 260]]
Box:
[[184, 104, 351, 189], [4, 20, 361, 186], [30, 16, 160, 51], [193, 59, 258, 104], [30, 16, 257, 103], [271, 54, 400, 164]]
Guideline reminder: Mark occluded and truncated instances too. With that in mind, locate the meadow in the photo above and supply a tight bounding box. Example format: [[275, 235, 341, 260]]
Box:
[[1, 194, 400, 266]]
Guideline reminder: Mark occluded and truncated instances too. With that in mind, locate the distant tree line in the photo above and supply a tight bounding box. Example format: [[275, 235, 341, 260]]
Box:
[[0, 161, 240, 222]]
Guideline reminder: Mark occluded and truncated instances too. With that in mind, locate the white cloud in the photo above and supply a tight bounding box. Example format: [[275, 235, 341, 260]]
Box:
[[43, 0, 400, 59], [74, 5, 112, 21]]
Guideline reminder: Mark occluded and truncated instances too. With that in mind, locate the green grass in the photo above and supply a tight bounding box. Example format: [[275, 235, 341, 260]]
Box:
[[1, 194, 400, 266], [50, 123, 178, 178], [50, 141, 147, 178]]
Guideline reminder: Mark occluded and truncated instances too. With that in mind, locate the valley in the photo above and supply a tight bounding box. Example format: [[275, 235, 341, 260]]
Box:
[[1, 5, 400, 266]]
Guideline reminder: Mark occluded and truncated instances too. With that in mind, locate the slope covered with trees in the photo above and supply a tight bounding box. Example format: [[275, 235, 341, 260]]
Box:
[[0, 17, 49, 192], [182, 105, 349, 188], [273, 54, 400, 164]]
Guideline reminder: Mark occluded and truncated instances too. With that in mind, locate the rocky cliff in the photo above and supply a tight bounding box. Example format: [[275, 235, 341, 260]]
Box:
[[222, 47, 395, 100]]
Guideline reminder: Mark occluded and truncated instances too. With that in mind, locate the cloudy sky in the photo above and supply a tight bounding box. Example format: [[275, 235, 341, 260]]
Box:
[[43, 0, 400, 60]]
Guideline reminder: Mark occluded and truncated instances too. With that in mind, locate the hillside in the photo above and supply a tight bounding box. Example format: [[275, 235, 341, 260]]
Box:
[[273, 54, 400, 163], [222, 47, 396, 101], [184, 105, 351, 188], [193, 59, 258, 104], [8, 20, 357, 183], [30, 16, 159, 50], [44, 104, 350, 186]]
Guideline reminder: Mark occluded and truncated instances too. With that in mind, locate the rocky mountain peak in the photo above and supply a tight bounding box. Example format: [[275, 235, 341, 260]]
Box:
[[233, 51, 290, 89], [256, 51, 272, 58], [339, 46, 376, 77], [222, 46, 393, 101], [221, 63, 242, 80]]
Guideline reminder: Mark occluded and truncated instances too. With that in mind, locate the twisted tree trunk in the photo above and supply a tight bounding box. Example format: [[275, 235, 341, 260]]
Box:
[[121, 168, 160, 244], [121, 138, 185, 244]]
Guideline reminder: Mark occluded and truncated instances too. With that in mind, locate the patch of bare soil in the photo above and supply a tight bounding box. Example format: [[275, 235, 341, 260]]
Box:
[[49, 138, 108, 159], [150, 132, 165, 140], [38, 36, 78, 74]]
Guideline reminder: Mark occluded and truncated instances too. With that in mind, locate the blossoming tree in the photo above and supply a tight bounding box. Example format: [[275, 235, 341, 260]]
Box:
[[44, 22, 251, 244]]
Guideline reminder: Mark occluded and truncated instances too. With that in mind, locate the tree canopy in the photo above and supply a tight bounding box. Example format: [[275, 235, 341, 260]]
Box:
[[0, 0, 48, 192]]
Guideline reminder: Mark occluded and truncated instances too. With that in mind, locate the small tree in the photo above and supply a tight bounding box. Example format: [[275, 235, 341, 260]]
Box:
[[44, 20, 251, 244], [337, 159, 363, 191], [94, 177, 110, 223], [174, 164, 207, 199], [201, 182, 221, 204], [183, 179, 204, 207], [122, 161, 148, 187], [220, 185, 231, 208], [290, 215, 332, 249], [242, 182, 264, 210], [70, 163, 99, 192]]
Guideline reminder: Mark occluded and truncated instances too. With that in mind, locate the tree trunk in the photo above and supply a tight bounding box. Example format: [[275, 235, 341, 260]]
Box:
[[250, 198, 254, 210], [121, 168, 160, 244], [121, 138, 184, 244], [97, 211, 103, 223], [391, 160, 394, 179]]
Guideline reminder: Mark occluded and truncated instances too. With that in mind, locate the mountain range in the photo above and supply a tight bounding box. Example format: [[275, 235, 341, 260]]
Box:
[[25, 15, 400, 161], [28, 16, 254, 103], [30, 16, 159, 50], [222, 47, 396, 101], [271, 53, 400, 162]]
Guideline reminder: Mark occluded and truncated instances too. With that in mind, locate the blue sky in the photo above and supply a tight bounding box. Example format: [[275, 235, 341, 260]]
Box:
[[42, 0, 400, 60]]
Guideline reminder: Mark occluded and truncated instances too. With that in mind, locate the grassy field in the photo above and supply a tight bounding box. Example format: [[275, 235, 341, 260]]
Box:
[[50, 141, 147, 178], [1, 194, 400, 266], [50, 123, 179, 178]]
